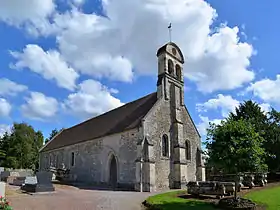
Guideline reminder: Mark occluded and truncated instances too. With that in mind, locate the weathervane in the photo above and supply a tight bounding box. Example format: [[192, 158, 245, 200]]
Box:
[[168, 23, 172, 42]]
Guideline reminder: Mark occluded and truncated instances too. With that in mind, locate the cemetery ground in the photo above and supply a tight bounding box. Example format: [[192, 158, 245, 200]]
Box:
[[143, 182, 280, 210], [3, 181, 280, 210], [5, 183, 152, 210]]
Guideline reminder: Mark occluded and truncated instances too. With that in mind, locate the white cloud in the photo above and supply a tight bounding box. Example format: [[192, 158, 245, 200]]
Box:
[[10, 45, 79, 91], [197, 94, 240, 117], [247, 75, 280, 104], [0, 124, 12, 138], [3, 0, 254, 92], [259, 103, 271, 113], [0, 0, 55, 26], [63, 79, 124, 119], [0, 78, 28, 96], [197, 115, 222, 136], [21, 92, 58, 121], [0, 98, 12, 117], [33, 0, 254, 92]]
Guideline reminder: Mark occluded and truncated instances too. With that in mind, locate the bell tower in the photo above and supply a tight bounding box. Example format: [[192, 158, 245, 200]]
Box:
[[156, 42, 185, 105], [156, 42, 187, 189]]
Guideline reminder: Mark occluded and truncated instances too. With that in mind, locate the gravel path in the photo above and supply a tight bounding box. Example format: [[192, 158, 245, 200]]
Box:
[[6, 185, 153, 210]]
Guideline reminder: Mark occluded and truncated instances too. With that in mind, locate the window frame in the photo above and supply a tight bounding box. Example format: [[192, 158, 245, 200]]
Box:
[[185, 140, 191, 161], [168, 59, 174, 75], [162, 134, 169, 157], [71, 152, 75, 167]]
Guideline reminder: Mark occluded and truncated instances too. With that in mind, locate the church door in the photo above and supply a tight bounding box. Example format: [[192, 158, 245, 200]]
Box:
[[109, 155, 117, 189]]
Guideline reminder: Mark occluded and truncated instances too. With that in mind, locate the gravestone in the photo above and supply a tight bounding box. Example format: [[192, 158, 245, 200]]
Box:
[[0, 168, 4, 181], [18, 171, 33, 177], [0, 182, 5, 198], [0, 168, 4, 174], [1, 171, 20, 182], [35, 171, 55, 192], [21, 176, 37, 192]]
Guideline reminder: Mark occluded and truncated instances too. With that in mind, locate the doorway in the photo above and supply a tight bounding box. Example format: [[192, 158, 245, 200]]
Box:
[[109, 155, 117, 189]]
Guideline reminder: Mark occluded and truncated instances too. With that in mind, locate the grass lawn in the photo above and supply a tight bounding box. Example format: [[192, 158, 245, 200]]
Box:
[[144, 190, 216, 210], [244, 185, 280, 210]]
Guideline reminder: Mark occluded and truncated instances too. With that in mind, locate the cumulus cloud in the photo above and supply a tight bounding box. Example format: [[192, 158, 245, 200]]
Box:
[[247, 75, 280, 104], [197, 116, 222, 136], [0, 98, 12, 117], [0, 124, 12, 138], [21, 92, 59, 121], [14, 0, 254, 92], [10, 45, 79, 91], [62, 79, 124, 119], [0, 0, 55, 27], [197, 94, 240, 117], [259, 103, 271, 113], [0, 78, 28, 96]]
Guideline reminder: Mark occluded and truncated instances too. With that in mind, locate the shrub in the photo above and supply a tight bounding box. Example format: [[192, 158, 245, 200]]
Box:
[[0, 196, 13, 210]]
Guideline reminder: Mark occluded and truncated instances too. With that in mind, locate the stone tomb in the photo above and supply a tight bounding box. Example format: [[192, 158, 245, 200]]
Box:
[[21, 172, 54, 193], [1, 171, 20, 182], [21, 176, 37, 192]]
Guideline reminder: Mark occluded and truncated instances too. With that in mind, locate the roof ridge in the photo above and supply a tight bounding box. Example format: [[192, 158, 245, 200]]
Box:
[[65, 92, 156, 131]]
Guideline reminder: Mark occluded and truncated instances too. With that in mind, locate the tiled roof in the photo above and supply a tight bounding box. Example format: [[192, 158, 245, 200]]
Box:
[[41, 92, 157, 152]]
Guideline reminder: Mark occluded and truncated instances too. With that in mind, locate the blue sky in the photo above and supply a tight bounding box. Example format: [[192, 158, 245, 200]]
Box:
[[0, 0, 279, 142]]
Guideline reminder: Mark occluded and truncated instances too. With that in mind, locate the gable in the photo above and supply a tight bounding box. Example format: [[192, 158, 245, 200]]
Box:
[[183, 105, 201, 138]]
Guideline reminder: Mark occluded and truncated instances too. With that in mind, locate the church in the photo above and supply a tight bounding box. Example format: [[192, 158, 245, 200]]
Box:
[[39, 42, 205, 192]]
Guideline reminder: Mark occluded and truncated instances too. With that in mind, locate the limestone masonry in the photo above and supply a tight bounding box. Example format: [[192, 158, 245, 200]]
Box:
[[39, 42, 205, 192]]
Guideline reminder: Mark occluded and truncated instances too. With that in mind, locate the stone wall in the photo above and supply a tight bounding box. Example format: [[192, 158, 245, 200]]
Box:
[[143, 99, 172, 191], [40, 128, 140, 189], [181, 106, 204, 181], [143, 99, 204, 191]]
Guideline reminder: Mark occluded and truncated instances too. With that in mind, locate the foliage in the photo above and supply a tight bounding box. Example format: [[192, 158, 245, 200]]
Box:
[[45, 128, 63, 144], [144, 191, 215, 210], [245, 185, 280, 210], [0, 122, 44, 170], [206, 119, 267, 174], [0, 196, 13, 210], [206, 100, 280, 173]]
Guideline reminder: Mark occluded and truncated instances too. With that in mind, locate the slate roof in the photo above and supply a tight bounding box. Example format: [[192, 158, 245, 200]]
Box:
[[40, 92, 158, 152]]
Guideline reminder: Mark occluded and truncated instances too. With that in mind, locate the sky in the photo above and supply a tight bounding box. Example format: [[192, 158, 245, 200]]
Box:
[[0, 0, 280, 143]]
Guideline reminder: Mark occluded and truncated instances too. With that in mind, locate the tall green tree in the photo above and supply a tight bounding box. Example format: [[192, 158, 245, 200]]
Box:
[[206, 119, 267, 174], [228, 101, 280, 172], [265, 108, 280, 171], [0, 122, 44, 169]]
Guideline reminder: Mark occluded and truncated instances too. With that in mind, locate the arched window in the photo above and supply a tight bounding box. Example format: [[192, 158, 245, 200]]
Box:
[[185, 140, 191, 160], [162, 134, 169, 157], [168, 59, 174, 75], [176, 65, 181, 80]]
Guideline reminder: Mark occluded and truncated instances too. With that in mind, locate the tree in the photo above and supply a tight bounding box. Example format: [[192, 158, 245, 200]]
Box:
[[206, 119, 267, 174], [0, 122, 44, 169], [45, 128, 63, 143], [228, 101, 280, 172], [206, 119, 268, 200], [228, 100, 267, 133], [264, 108, 280, 172]]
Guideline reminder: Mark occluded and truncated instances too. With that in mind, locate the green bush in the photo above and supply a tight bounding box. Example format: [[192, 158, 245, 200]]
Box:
[[0, 197, 13, 210]]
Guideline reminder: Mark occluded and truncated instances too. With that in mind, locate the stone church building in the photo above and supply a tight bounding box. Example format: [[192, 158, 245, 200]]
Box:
[[39, 42, 205, 192]]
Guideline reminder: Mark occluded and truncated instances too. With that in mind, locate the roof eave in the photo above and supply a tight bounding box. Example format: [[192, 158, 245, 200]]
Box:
[[39, 129, 65, 153]]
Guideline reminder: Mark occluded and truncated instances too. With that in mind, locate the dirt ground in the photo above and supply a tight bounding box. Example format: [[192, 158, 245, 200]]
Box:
[[6, 184, 152, 210]]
